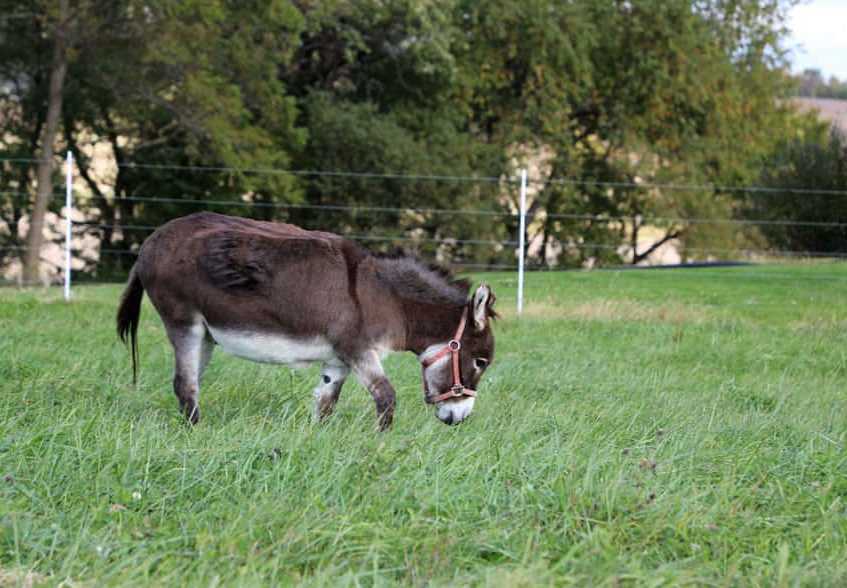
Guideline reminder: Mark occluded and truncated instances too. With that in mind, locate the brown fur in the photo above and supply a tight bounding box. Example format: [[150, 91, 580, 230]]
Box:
[[116, 212, 496, 428]]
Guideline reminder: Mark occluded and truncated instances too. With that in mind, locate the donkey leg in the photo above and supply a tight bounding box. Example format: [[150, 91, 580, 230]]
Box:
[[166, 322, 208, 425], [351, 351, 396, 430], [198, 330, 216, 381], [313, 360, 350, 421]]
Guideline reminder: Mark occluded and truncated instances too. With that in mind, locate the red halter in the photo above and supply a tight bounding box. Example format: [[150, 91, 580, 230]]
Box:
[[420, 307, 477, 404]]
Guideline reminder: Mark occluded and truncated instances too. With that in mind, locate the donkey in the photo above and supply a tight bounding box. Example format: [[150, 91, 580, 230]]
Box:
[[116, 212, 497, 428]]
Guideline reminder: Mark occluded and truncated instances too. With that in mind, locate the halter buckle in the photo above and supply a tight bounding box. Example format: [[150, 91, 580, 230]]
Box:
[[420, 308, 476, 405]]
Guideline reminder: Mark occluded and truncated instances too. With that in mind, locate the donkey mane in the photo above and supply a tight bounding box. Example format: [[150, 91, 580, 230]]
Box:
[[372, 254, 470, 308]]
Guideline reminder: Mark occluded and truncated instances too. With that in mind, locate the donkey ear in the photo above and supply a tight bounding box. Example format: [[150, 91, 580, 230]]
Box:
[[471, 283, 495, 331]]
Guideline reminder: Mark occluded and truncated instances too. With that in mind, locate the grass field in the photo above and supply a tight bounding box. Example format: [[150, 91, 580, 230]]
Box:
[[2, 263, 847, 586]]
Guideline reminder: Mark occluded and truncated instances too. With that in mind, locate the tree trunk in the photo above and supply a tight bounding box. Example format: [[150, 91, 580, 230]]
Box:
[[630, 215, 640, 265], [22, 0, 69, 285]]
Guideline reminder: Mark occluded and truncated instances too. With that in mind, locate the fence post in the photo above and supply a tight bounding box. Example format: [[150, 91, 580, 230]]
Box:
[[517, 168, 527, 315], [64, 150, 73, 301]]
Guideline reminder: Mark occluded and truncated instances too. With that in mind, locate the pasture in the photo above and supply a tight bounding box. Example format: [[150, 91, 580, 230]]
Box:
[[2, 263, 847, 586]]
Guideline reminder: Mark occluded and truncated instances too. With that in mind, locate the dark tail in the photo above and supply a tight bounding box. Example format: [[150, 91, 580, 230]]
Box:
[[117, 265, 144, 385]]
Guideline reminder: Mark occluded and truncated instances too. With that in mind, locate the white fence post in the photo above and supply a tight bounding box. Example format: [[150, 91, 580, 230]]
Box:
[[517, 168, 527, 315], [64, 151, 73, 301]]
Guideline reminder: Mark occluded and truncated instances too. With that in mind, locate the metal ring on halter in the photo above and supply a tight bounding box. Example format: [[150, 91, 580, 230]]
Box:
[[420, 307, 475, 403]]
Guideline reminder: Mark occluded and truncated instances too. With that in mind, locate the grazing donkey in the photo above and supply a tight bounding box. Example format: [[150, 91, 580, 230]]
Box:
[[116, 212, 497, 428]]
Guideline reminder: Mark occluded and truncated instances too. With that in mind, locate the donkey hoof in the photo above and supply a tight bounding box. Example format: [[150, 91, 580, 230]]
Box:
[[183, 405, 200, 425], [377, 413, 394, 431]]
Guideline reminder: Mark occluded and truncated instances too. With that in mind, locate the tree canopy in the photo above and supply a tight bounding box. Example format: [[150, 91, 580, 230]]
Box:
[[0, 0, 823, 281]]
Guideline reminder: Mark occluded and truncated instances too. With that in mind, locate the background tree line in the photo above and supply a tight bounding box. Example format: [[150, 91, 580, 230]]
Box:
[[794, 68, 847, 100], [1, 0, 845, 283]]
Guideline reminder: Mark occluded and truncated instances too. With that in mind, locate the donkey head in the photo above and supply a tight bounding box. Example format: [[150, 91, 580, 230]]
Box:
[[422, 284, 497, 425]]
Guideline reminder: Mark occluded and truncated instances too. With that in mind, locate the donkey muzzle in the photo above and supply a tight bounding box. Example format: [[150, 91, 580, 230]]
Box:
[[435, 396, 475, 425]]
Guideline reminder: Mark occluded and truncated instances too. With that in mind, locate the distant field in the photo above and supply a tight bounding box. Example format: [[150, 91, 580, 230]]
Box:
[[2, 263, 847, 586]]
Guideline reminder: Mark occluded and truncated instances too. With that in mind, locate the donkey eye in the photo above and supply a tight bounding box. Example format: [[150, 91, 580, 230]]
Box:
[[474, 358, 489, 370]]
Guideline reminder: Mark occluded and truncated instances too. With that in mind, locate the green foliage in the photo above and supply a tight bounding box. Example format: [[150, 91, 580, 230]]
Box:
[[282, 0, 510, 264], [289, 94, 506, 266], [2, 265, 847, 584], [0, 1, 62, 263], [751, 128, 847, 253], [1, 0, 310, 276], [454, 0, 801, 266], [0, 0, 821, 274]]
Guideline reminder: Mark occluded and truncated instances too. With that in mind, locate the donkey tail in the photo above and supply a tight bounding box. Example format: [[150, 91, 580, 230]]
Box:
[[117, 265, 144, 385]]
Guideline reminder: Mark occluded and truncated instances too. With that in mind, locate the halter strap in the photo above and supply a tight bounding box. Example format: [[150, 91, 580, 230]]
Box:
[[421, 307, 477, 404]]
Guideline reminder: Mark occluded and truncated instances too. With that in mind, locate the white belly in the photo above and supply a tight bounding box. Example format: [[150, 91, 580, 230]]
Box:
[[206, 325, 335, 368]]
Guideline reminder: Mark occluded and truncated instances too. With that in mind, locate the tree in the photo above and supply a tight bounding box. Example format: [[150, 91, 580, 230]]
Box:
[[1, 0, 810, 279], [19, 0, 70, 284], [453, 0, 801, 266], [62, 0, 306, 276], [795, 69, 847, 100], [0, 7, 46, 273], [281, 0, 506, 264], [750, 126, 847, 254], [0, 1, 75, 282]]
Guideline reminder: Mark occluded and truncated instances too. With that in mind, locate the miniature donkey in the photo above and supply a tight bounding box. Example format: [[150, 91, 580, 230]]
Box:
[[117, 212, 497, 428]]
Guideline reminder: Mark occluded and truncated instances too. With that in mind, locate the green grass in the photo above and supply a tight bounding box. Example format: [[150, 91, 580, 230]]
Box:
[[2, 263, 847, 586]]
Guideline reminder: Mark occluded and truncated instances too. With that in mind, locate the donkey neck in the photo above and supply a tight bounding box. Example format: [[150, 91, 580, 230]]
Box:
[[401, 301, 466, 355], [368, 254, 470, 355]]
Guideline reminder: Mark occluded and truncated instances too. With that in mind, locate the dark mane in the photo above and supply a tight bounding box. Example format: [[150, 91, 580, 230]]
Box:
[[372, 253, 470, 307]]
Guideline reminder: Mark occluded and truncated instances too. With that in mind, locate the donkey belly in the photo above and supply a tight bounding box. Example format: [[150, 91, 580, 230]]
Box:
[[206, 324, 336, 368]]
